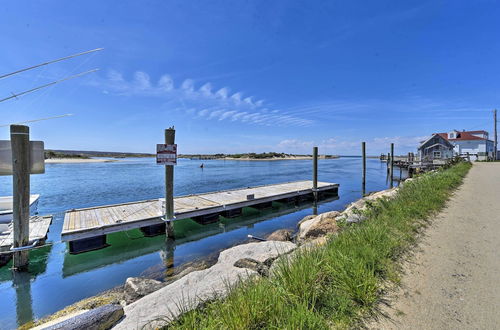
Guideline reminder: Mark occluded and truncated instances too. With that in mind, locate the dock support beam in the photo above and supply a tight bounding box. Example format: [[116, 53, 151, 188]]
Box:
[[11, 125, 30, 271], [390, 143, 394, 188], [165, 127, 175, 239], [362, 142, 366, 196], [313, 146, 318, 200]]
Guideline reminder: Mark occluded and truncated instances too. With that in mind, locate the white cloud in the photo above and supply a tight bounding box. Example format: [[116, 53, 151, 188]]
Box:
[[181, 79, 194, 92], [158, 75, 174, 91], [198, 109, 209, 117], [98, 70, 313, 127], [231, 92, 243, 104], [134, 71, 151, 90], [277, 139, 313, 149], [219, 110, 237, 121], [107, 70, 124, 82], [199, 83, 213, 96], [215, 87, 229, 99]]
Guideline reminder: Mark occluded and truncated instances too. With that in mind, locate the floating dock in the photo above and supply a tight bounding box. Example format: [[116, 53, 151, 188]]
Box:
[[0, 215, 53, 256], [62, 180, 338, 253]]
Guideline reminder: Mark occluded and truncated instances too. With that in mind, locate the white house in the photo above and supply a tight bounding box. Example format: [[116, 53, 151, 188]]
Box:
[[437, 130, 495, 161]]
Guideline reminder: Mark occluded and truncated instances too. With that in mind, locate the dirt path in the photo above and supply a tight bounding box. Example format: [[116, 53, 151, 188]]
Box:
[[369, 162, 500, 330]]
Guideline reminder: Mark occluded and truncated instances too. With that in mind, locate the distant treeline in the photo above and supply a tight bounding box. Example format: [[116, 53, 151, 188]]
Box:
[[179, 152, 340, 159], [44, 149, 154, 159]]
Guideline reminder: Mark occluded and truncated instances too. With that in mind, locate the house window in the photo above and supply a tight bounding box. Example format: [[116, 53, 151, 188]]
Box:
[[433, 151, 441, 158]]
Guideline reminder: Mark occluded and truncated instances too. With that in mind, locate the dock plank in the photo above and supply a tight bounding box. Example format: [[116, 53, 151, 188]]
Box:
[[61, 180, 338, 242], [0, 215, 53, 252]]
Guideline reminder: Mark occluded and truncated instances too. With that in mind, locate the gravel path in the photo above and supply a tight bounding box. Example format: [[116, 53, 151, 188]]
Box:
[[369, 162, 500, 330]]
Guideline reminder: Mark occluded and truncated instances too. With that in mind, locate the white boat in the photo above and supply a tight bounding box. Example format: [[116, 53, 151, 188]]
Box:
[[0, 194, 40, 224]]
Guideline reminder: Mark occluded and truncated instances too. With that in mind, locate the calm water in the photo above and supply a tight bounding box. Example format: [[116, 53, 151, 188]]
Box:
[[0, 157, 400, 329]]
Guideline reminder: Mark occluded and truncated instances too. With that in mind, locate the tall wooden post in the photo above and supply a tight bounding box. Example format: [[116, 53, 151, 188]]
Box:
[[362, 142, 366, 196], [11, 125, 30, 270], [390, 143, 394, 188], [312, 147, 318, 200], [494, 109, 497, 161], [165, 127, 175, 238]]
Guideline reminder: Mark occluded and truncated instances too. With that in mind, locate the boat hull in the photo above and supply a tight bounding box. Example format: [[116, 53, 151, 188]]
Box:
[[0, 195, 40, 224]]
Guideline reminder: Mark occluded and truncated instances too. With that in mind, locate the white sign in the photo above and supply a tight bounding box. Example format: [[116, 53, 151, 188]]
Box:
[[0, 140, 45, 175], [156, 144, 177, 165]]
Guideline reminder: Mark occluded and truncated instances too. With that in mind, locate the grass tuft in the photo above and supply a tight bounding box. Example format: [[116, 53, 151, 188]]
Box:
[[167, 162, 471, 329]]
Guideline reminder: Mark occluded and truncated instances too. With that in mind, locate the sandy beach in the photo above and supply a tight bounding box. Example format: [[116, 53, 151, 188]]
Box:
[[222, 156, 339, 161], [45, 158, 119, 164]]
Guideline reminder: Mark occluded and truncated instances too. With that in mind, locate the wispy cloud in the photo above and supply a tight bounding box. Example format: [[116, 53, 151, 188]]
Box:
[[92, 70, 313, 127]]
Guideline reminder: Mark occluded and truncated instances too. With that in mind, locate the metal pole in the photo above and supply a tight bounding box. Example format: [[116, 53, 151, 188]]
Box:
[[313, 147, 318, 200], [165, 127, 175, 238], [362, 142, 366, 196], [11, 125, 30, 271], [390, 143, 394, 188]]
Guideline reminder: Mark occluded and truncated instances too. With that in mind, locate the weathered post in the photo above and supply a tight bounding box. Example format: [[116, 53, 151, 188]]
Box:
[[390, 143, 394, 188], [313, 147, 318, 200], [165, 128, 175, 238], [386, 152, 390, 173], [11, 125, 30, 270], [362, 142, 366, 196]]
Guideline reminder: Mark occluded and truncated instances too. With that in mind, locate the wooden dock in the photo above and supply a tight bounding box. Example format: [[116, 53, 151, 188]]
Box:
[[0, 215, 53, 253], [62, 180, 338, 252]]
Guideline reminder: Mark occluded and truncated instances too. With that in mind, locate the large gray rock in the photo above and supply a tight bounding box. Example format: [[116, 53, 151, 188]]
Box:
[[42, 304, 123, 330], [113, 241, 296, 329], [266, 229, 293, 241], [124, 277, 164, 304], [217, 241, 297, 265], [339, 188, 399, 224], [298, 211, 340, 241], [234, 258, 269, 276]]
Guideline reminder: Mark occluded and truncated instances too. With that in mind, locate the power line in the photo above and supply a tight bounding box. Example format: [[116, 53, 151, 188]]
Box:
[[0, 69, 99, 103], [0, 48, 104, 80], [0, 114, 74, 127]]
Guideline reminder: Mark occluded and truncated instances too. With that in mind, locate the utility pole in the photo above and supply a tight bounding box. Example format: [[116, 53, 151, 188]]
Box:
[[494, 109, 498, 161]]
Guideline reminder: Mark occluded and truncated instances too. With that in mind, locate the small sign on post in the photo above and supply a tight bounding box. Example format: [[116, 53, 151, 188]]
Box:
[[156, 144, 177, 165], [0, 140, 45, 175]]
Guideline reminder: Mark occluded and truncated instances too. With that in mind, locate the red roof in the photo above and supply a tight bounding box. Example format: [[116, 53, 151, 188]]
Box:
[[437, 131, 488, 141]]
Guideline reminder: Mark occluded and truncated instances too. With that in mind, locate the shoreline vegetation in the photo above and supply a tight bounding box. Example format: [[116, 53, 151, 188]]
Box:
[[179, 152, 341, 160], [43, 150, 154, 163], [164, 162, 471, 329]]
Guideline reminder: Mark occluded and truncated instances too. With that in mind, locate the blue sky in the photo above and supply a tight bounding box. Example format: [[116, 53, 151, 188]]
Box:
[[1, 1, 498, 155]]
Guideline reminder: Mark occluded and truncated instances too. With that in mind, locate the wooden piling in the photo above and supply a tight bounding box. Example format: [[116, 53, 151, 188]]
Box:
[[165, 127, 175, 239], [10, 125, 30, 270], [312, 147, 318, 200], [362, 142, 366, 195], [390, 143, 394, 188]]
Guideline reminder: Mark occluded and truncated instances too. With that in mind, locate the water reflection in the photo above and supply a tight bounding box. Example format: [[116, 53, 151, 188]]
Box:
[[12, 271, 33, 326], [62, 195, 338, 279], [0, 245, 52, 328]]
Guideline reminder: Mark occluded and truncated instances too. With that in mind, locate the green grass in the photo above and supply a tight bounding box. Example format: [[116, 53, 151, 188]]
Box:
[[167, 162, 472, 329]]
